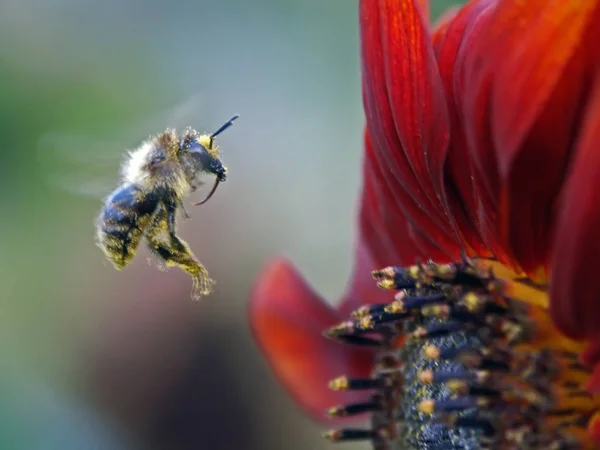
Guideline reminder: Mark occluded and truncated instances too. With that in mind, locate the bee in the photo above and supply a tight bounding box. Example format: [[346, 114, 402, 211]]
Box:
[[95, 114, 238, 299]]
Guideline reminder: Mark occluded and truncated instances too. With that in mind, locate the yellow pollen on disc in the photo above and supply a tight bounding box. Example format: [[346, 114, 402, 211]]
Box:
[[462, 291, 481, 311], [423, 345, 440, 359], [326, 406, 344, 417], [377, 279, 396, 290], [418, 370, 434, 384], [477, 259, 548, 308], [446, 380, 468, 395], [359, 315, 374, 330], [328, 376, 349, 391], [384, 300, 404, 313], [351, 305, 371, 318], [474, 258, 600, 447], [418, 399, 435, 415], [323, 258, 600, 449]]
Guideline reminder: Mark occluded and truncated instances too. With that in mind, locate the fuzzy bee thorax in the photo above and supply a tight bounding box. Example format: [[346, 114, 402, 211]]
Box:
[[123, 130, 181, 185]]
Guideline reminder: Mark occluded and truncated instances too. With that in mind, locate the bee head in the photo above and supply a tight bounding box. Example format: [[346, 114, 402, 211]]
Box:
[[212, 160, 228, 183], [180, 138, 223, 176], [182, 114, 238, 206]]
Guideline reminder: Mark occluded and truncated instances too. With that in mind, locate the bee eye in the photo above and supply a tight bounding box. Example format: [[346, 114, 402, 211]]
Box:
[[187, 140, 215, 164]]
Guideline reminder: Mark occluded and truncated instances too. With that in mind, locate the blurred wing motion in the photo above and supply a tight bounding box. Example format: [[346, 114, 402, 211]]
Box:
[[36, 92, 208, 199], [36, 131, 124, 198]]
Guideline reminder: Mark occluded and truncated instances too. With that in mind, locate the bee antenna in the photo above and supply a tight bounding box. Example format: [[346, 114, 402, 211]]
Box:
[[192, 177, 221, 206], [209, 114, 239, 147]]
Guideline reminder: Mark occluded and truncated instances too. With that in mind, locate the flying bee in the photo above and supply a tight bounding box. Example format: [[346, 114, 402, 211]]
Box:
[[95, 114, 238, 299]]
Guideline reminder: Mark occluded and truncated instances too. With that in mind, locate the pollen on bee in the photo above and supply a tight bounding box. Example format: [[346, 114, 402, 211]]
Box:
[[321, 259, 600, 449]]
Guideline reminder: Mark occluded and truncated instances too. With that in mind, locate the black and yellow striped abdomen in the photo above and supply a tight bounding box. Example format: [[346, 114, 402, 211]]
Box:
[[97, 183, 160, 269]]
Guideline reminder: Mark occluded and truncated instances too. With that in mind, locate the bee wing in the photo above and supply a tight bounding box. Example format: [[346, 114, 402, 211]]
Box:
[[36, 92, 208, 199], [141, 91, 208, 132], [36, 131, 126, 199]]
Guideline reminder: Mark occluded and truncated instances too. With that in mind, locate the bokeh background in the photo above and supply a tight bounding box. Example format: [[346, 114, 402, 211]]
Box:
[[0, 1, 461, 449]]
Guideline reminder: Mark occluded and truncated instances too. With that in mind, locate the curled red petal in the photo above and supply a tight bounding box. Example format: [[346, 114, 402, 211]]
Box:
[[550, 67, 600, 344], [359, 133, 408, 265], [489, 1, 599, 279], [360, 0, 463, 258], [337, 135, 408, 316], [363, 132, 454, 264], [378, 0, 450, 215], [488, 0, 598, 177], [249, 258, 374, 423], [433, 0, 495, 259], [454, 1, 521, 268]]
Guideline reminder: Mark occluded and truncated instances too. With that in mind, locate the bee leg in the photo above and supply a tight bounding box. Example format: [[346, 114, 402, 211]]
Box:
[[178, 200, 191, 220], [166, 201, 216, 296], [145, 206, 215, 299]]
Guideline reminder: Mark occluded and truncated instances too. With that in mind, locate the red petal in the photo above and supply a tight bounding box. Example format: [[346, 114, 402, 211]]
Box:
[[360, 0, 463, 259], [489, 0, 599, 279], [359, 134, 408, 265], [487, 0, 598, 178], [588, 412, 600, 447], [378, 0, 451, 218], [249, 258, 374, 423], [337, 140, 407, 315], [582, 343, 600, 375], [433, 0, 495, 259], [583, 343, 600, 403], [454, 1, 522, 269], [416, 0, 429, 24], [363, 132, 454, 264], [431, 6, 460, 37], [549, 67, 600, 343]]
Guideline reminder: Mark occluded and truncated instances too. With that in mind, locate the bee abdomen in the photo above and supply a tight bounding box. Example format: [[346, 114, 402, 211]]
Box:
[[98, 220, 141, 268], [97, 183, 158, 269]]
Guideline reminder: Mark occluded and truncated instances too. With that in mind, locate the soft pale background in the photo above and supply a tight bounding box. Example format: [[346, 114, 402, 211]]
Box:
[[0, 1, 461, 449]]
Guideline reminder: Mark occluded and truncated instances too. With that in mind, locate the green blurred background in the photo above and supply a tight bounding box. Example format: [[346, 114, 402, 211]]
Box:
[[0, 1, 460, 449]]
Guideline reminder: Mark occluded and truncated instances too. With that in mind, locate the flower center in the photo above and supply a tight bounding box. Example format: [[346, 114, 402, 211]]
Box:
[[322, 259, 600, 449]]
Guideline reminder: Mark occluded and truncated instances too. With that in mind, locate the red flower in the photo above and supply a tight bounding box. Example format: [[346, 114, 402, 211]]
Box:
[[250, 0, 600, 447]]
